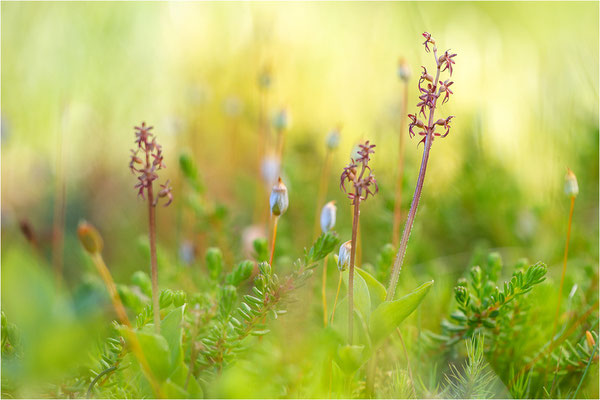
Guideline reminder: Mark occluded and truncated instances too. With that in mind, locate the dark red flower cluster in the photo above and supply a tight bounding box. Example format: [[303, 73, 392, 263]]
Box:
[[130, 122, 173, 206], [340, 141, 378, 205], [408, 32, 456, 146]]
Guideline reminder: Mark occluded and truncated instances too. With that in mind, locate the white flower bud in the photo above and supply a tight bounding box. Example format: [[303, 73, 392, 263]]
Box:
[[326, 128, 341, 150], [337, 240, 352, 271], [397, 58, 411, 82], [270, 177, 289, 216], [320, 201, 337, 233], [564, 168, 579, 197]]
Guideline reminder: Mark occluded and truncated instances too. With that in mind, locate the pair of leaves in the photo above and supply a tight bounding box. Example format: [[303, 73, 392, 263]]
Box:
[[120, 306, 203, 398], [333, 266, 433, 372]]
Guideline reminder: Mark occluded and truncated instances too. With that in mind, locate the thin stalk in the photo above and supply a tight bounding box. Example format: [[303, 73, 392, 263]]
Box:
[[387, 64, 441, 301], [330, 273, 343, 324], [551, 196, 576, 344], [147, 183, 161, 334], [269, 216, 279, 266], [392, 82, 409, 247], [322, 254, 329, 327], [89, 252, 163, 398], [52, 117, 66, 285], [348, 195, 360, 344]]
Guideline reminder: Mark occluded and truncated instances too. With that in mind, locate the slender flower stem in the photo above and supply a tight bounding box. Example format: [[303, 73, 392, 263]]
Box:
[[392, 83, 409, 247], [269, 216, 279, 266], [148, 184, 161, 334], [348, 194, 360, 344], [89, 252, 163, 398], [322, 254, 329, 327], [330, 273, 343, 324], [387, 62, 441, 301], [551, 195, 576, 343]]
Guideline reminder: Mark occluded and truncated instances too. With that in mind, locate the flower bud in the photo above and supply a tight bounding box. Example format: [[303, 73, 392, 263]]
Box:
[[326, 128, 341, 150], [397, 58, 411, 82], [272, 108, 290, 132], [564, 168, 579, 197], [585, 330, 596, 348], [337, 240, 352, 271], [77, 220, 103, 254], [269, 177, 289, 216], [320, 201, 337, 233]]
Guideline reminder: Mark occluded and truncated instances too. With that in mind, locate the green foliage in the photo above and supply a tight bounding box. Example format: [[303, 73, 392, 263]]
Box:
[[225, 261, 253, 286], [253, 238, 269, 263], [429, 254, 547, 347], [205, 247, 223, 280], [369, 281, 433, 347], [441, 334, 498, 399]]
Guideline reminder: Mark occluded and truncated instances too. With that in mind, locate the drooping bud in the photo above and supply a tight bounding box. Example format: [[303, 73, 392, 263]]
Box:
[[337, 240, 352, 271], [564, 168, 579, 197], [326, 128, 341, 150], [77, 220, 104, 254], [397, 57, 411, 82], [320, 201, 337, 233], [269, 177, 289, 216]]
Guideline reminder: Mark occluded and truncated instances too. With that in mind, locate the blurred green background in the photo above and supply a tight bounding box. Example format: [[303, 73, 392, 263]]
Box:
[[1, 1, 598, 396]]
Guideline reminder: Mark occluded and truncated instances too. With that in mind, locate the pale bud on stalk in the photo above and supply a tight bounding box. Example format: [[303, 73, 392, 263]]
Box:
[[397, 58, 411, 82], [337, 240, 352, 272], [326, 128, 341, 150], [564, 168, 579, 197], [272, 108, 290, 132], [320, 201, 337, 233], [270, 177, 289, 216]]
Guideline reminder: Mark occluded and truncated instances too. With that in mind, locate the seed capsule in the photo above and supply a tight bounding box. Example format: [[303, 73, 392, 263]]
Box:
[[337, 240, 352, 271], [269, 177, 289, 216], [564, 168, 579, 197], [77, 220, 104, 254], [320, 201, 337, 233]]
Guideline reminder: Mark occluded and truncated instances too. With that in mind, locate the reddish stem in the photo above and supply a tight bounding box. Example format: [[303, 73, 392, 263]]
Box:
[[348, 193, 360, 344], [146, 151, 161, 333], [387, 57, 441, 301]]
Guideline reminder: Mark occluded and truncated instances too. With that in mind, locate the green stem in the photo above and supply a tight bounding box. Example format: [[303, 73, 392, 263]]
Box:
[[572, 339, 599, 398]]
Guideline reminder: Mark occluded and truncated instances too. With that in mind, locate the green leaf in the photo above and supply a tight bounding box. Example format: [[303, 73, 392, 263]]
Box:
[[161, 306, 185, 367], [165, 361, 203, 398], [368, 281, 433, 347], [356, 267, 387, 308], [133, 329, 172, 381], [335, 344, 366, 374], [342, 269, 371, 320]]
